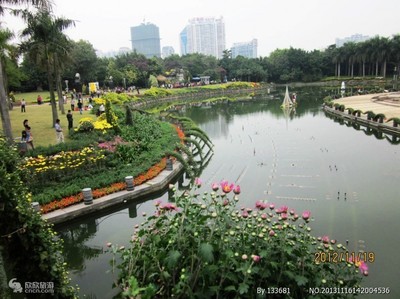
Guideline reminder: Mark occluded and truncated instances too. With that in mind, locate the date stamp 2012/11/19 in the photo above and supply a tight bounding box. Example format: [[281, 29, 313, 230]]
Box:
[[314, 251, 375, 264]]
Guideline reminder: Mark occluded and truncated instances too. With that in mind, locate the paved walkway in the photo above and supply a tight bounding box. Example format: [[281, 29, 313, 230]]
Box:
[[42, 160, 183, 224], [334, 92, 400, 120]]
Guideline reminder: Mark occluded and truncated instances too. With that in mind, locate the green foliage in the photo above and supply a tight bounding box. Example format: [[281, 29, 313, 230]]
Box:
[[148, 74, 158, 87], [125, 105, 133, 126], [77, 120, 94, 132], [143, 87, 173, 97], [165, 150, 194, 179], [102, 92, 133, 105], [118, 113, 162, 158], [104, 99, 121, 133], [115, 184, 366, 298], [0, 137, 77, 298], [225, 82, 253, 89]]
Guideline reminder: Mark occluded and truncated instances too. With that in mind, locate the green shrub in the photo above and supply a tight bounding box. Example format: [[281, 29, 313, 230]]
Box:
[[143, 87, 173, 97]]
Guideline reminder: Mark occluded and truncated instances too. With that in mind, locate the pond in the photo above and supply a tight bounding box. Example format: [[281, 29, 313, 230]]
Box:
[[57, 86, 400, 298]]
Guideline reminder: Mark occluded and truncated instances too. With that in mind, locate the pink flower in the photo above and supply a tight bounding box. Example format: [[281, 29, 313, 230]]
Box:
[[252, 255, 261, 262], [281, 213, 288, 220], [280, 205, 288, 213], [348, 257, 369, 275], [160, 202, 178, 211], [322, 235, 330, 244], [194, 177, 202, 187], [269, 230, 275, 237], [154, 200, 162, 207], [261, 213, 267, 219], [269, 203, 275, 210], [289, 209, 295, 215], [242, 211, 249, 218], [220, 180, 234, 193], [223, 199, 229, 206], [255, 200, 268, 210], [302, 210, 311, 221], [233, 185, 241, 194], [211, 182, 219, 191]]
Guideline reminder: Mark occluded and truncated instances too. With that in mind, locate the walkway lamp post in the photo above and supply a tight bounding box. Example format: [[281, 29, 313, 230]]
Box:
[[341, 81, 345, 98]]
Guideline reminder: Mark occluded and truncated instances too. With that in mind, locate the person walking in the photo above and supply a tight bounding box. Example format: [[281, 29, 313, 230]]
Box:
[[66, 110, 73, 130], [21, 99, 26, 112], [71, 98, 75, 111], [55, 119, 64, 143], [22, 119, 34, 149], [77, 99, 83, 114]]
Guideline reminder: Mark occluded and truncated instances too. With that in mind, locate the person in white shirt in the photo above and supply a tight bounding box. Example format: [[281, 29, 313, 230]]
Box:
[[55, 119, 64, 143]]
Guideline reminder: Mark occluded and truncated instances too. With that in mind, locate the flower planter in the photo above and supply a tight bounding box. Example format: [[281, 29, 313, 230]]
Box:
[[166, 158, 173, 171], [82, 188, 93, 205], [125, 176, 135, 191]]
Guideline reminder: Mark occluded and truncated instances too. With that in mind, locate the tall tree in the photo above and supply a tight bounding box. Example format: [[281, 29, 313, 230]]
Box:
[[0, 27, 14, 109], [0, 0, 50, 142], [18, 8, 75, 126]]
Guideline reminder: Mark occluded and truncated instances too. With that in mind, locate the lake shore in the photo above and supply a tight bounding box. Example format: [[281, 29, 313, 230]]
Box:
[[333, 92, 400, 119]]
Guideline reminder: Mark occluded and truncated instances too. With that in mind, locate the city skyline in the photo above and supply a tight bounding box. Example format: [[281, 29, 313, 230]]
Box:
[[3, 0, 400, 57]]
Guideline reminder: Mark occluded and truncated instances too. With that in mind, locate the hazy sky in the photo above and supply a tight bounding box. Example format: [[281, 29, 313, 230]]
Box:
[[3, 0, 400, 57]]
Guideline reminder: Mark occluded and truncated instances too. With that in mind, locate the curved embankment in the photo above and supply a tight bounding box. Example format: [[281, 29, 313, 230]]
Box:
[[332, 92, 400, 120], [324, 92, 400, 136]]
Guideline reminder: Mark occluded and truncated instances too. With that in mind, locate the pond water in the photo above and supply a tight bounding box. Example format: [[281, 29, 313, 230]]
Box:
[[57, 86, 400, 298]]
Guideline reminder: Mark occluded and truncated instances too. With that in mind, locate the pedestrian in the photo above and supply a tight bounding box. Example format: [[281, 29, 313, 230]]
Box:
[[23, 119, 34, 149], [77, 99, 83, 114], [24, 125, 34, 149], [19, 130, 28, 154], [66, 110, 73, 130], [99, 104, 105, 114], [37, 95, 42, 105], [55, 119, 64, 143], [21, 99, 26, 112], [71, 98, 75, 111]]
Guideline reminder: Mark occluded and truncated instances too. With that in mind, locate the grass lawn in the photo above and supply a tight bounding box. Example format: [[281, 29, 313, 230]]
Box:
[[12, 91, 52, 104], [9, 94, 96, 147]]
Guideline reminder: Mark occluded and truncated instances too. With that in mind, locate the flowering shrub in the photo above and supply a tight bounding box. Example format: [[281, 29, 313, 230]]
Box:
[[22, 147, 105, 175], [98, 136, 125, 152], [115, 181, 367, 298]]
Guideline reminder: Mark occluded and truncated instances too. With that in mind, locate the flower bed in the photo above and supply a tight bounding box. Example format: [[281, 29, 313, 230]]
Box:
[[40, 158, 167, 214]]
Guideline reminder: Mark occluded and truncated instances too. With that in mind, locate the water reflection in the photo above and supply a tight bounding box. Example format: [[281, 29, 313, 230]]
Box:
[[325, 113, 400, 144], [58, 219, 103, 272]]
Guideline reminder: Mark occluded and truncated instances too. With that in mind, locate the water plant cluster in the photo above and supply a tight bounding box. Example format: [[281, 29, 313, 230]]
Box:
[[114, 181, 367, 299]]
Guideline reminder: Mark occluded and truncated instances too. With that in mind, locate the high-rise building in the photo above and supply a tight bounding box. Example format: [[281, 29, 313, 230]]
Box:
[[130, 22, 161, 58], [162, 46, 175, 58], [180, 17, 225, 59], [335, 34, 370, 47], [231, 39, 258, 59]]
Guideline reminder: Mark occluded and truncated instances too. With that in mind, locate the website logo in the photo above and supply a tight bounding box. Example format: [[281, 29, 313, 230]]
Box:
[[8, 278, 23, 293]]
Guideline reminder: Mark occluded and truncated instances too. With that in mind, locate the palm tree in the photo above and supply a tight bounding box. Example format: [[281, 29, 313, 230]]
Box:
[[18, 8, 75, 125], [0, 27, 15, 108], [0, 0, 50, 142]]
